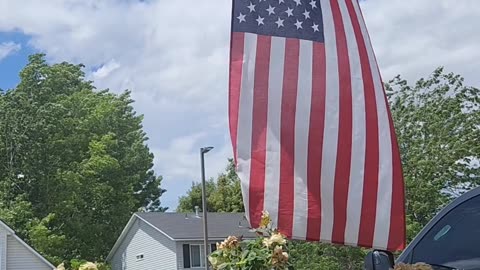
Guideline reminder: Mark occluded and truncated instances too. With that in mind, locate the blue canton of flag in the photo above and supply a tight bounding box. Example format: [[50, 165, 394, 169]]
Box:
[[233, 0, 325, 43]]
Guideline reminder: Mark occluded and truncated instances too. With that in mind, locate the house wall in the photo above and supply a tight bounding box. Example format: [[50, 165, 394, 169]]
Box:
[[176, 240, 220, 270], [110, 218, 177, 270], [6, 235, 52, 270], [0, 228, 6, 270]]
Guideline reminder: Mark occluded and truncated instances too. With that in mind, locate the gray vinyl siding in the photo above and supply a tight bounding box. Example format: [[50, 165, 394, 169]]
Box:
[[7, 235, 52, 270], [111, 218, 177, 270], [1, 230, 7, 270]]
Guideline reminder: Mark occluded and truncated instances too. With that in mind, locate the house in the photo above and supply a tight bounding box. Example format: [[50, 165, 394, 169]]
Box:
[[0, 220, 55, 270], [107, 210, 257, 270]]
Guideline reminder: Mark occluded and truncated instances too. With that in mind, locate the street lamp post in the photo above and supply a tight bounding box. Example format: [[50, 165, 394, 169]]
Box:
[[200, 146, 213, 270]]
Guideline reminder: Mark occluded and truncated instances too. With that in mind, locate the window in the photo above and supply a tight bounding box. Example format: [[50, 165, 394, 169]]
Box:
[[190, 245, 205, 268], [411, 195, 480, 269], [183, 243, 216, 268], [135, 254, 144, 261]]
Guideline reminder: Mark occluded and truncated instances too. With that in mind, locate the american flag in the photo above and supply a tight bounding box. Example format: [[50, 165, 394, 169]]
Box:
[[228, 0, 405, 251]]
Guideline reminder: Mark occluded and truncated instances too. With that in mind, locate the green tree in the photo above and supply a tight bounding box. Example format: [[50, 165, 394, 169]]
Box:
[[0, 54, 167, 264], [386, 67, 480, 240], [177, 158, 244, 213], [288, 241, 366, 270]]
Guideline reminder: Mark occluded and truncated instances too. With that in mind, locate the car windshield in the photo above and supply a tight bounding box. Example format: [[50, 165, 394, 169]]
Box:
[[410, 195, 480, 270]]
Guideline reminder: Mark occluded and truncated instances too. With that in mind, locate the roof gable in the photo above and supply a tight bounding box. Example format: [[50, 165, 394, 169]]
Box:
[[0, 220, 55, 269]]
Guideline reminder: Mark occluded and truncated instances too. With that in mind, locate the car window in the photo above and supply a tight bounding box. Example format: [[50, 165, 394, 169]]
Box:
[[411, 195, 480, 269]]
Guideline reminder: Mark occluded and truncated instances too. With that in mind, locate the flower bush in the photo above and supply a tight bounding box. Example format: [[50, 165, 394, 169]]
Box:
[[394, 263, 433, 270], [208, 211, 434, 270], [56, 260, 110, 270], [208, 211, 291, 270]]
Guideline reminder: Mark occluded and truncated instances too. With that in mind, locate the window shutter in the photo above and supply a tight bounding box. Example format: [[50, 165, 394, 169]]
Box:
[[211, 243, 217, 252], [183, 244, 191, 268]]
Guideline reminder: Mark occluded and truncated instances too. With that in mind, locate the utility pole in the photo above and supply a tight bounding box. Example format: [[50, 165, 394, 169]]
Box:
[[200, 146, 213, 269]]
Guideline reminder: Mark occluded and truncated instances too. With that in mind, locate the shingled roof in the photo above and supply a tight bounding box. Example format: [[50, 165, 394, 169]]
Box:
[[135, 212, 257, 240]]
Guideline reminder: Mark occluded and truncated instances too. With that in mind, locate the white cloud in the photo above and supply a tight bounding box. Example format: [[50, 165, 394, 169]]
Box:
[[154, 132, 231, 180], [361, 0, 480, 87], [0, 0, 479, 209], [152, 132, 232, 209], [0, 41, 21, 61]]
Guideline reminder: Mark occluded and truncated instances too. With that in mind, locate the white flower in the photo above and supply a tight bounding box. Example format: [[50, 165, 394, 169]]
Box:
[[79, 262, 98, 270], [263, 232, 286, 247]]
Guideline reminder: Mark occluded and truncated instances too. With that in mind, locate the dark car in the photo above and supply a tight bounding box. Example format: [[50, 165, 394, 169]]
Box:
[[365, 186, 480, 270]]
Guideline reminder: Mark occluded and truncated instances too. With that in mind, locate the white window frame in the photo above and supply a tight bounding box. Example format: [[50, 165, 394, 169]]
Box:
[[136, 253, 144, 261], [190, 244, 205, 268]]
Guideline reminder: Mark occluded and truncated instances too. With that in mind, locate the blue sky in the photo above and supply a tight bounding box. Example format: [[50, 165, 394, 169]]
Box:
[[0, 0, 479, 210], [0, 32, 33, 90]]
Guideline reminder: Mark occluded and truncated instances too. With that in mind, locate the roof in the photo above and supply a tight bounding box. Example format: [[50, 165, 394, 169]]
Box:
[[0, 220, 55, 269], [136, 212, 257, 240], [107, 212, 257, 261]]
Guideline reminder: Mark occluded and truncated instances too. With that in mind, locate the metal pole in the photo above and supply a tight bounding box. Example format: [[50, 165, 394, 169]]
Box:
[[200, 147, 211, 270]]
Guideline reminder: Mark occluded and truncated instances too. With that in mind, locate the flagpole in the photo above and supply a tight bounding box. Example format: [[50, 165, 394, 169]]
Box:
[[200, 146, 213, 270]]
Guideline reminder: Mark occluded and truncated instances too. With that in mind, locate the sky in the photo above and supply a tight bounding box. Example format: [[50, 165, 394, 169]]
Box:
[[0, 0, 479, 211]]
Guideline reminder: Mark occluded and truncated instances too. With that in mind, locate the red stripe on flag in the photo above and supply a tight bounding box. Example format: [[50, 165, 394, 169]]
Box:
[[387, 100, 406, 251], [388, 120, 406, 250], [229, 32, 245, 164], [354, 0, 406, 251], [345, 0, 380, 248], [277, 38, 300, 237], [330, 0, 353, 245], [306, 42, 326, 242], [249, 35, 272, 228]]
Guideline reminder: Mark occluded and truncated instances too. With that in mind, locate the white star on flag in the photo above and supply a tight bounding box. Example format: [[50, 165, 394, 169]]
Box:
[[294, 0, 302, 6], [303, 9, 310, 19], [294, 19, 303, 29], [311, 23, 319, 32], [266, 5, 276, 15], [310, 0, 317, 9], [285, 7, 294, 17], [275, 17, 284, 28], [237, 13, 246, 23], [256, 15, 265, 25], [247, 2, 256, 12]]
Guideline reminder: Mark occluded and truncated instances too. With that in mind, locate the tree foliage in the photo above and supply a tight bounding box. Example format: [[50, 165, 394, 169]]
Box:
[[288, 241, 366, 270], [0, 54, 167, 264], [177, 159, 244, 213], [386, 67, 480, 240]]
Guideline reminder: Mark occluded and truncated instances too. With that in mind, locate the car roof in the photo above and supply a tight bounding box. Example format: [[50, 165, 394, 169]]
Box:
[[397, 186, 480, 263]]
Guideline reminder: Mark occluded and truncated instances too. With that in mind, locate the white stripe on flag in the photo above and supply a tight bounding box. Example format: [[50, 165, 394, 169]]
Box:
[[320, 0, 339, 242], [339, 0, 366, 246], [236, 33, 258, 223], [264, 36, 286, 228], [352, 0, 393, 249], [371, 59, 393, 247], [292, 39, 313, 239]]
